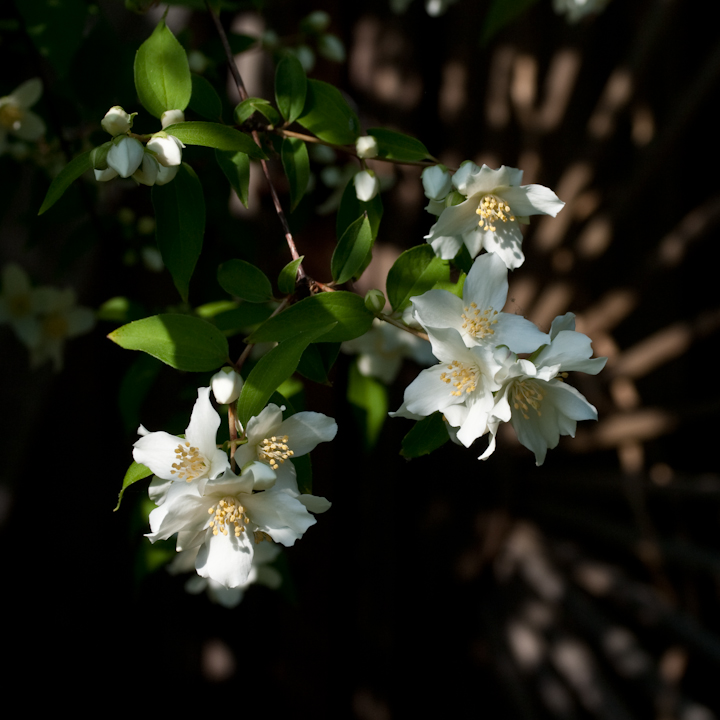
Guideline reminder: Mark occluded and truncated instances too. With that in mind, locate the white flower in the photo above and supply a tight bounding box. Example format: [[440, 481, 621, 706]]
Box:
[[146, 133, 184, 167], [94, 167, 118, 182], [341, 318, 436, 384], [161, 109, 185, 128], [410, 252, 549, 353], [147, 464, 323, 588], [28, 287, 94, 372], [107, 136, 144, 178], [0, 78, 45, 154], [553, 0, 610, 23], [480, 314, 606, 465], [356, 136, 379, 159], [0, 263, 51, 347], [425, 163, 564, 269], [235, 403, 337, 479], [132, 152, 160, 186], [354, 169, 380, 202], [391, 326, 502, 447], [211, 367, 244, 405], [422, 164, 453, 202], [101, 106, 135, 137], [133, 387, 230, 486]]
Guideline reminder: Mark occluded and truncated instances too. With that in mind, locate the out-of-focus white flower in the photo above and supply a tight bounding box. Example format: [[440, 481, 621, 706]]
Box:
[[28, 287, 95, 372], [146, 132, 184, 167], [553, 0, 610, 23], [356, 136, 379, 159], [161, 109, 185, 129], [107, 136, 144, 178], [342, 318, 435, 384], [425, 163, 564, 269], [0, 263, 50, 347], [101, 106, 135, 137], [211, 367, 244, 405], [410, 252, 549, 353], [0, 78, 45, 154], [354, 169, 379, 202], [317, 34, 346, 63], [425, 0, 459, 15]]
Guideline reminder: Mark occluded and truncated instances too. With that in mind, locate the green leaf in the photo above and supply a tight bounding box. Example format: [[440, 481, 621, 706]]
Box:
[[233, 97, 281, 126], [296, 342, 341, 384], [108, 314, 229, 371], [134, 19, 192, 118], [278, 256, 304, 295], [217, 259, 274, 303], [237, 325, 334, 428], [348, 361, 388, 449], [400, 412, 450, 459], [247, 291, 374, 344], [114, 460, 153, 512], [152, 163, 205, 302], [367, 128, 433, 162], [118, 353, 162, 435], [38, 151, 92, 215], [386, 245, 450, 312], [213, 303, 274, 336], [275, 53, 307, 124], [331, 214, 373, 285], [296, 79, 360, 145], [336, 178, 383, 240], [188, 74, 223, 121], [164, 122, 266, 159], [292, 453, 312, 494], [281, 137, 310, 212], [215, 149, 250, 207]]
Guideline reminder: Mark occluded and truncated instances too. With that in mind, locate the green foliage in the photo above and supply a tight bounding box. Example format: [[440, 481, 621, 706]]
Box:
[[331, 214, 373, 285], [337, 178, 383, 241], [38, 151, 92, 215], [275, 53, 308, 124], [348, 361, 388, 449], [134, 19, 192, 119], [108, 314, 229, 371], [386, 245, 451, 312], [114, 461, 153, 511], [401, 413, 450, 458], [367, 128, 433, 163], [247, 291, 374, 344], [165, 122, 266, 158], [281, 137, 310, 211], [234, 97, 281, 126], [296, 342, 341, 384], [217, 259, 274, 303], [151, 163, 205, 302], [278, 257, 304, 295], [188, 75, 223, 121], [215, 149, 250, 207], [297, 79, 360, 145]]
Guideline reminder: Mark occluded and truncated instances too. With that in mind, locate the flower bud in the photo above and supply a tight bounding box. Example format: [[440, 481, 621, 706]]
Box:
[[133, 152, 160, 186], [211, 367, 244, 404], [161, 109, 185, 129], [101, 106, 135, 137], [444, 189, 465, 208], [146, 132, 184, 167], [90, 141, 113, 170], [354, 170, 379, 202], [94, 167, 118, 182], [356, 135, 378, 159], [421, 164, 452, 201], [301, 10, 331, 32], [107, 136, 144, 178], [317, 34, 346, 63], [451, 160, 475, 191], [155, 164, 180, 186], [364, 289, 386, 314]]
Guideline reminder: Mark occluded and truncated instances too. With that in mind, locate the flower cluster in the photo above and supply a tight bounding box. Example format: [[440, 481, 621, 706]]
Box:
[[391, 253, 606, 465], [0, 264, 94, 371], [135, 389, 335, 593], [93, 106, 185, 186], [0, 79, 45, 156]]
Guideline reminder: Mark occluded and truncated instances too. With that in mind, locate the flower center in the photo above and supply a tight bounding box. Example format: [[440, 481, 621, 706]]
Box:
[[440, 360, 478, 397], [171, 441, 209, 482], [258, 435, 294, 470], [510, 379, 544, 419], [0, 103, 23, 131], [207, 496, 248, 537], [476, 194, 515, 231], [42, 314, 69, 339], [8, 293, 31, 319], [461, 302, 498, 339]]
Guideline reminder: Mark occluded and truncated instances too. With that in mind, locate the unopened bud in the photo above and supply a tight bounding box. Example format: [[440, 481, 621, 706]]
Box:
[[90, 141, 113, 170], [133, 152, 160, 186], [107, 136, 144, 178], [354, 170, 379, 202], [161, 109, 185, 129], [101, 106, 135, 137], [421, 164, 452, 201], [146, 132, 184, 167], [364, 289, 386, 314], [211, 367, 244, 404], [356, 135, 378, 159]]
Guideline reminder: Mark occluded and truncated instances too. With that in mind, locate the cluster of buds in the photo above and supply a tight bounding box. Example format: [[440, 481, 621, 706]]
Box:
[[92, 106, 185, 186]]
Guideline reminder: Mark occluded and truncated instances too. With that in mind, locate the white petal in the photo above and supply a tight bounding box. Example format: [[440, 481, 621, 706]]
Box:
[[534, 330, 606, 374], [426, 200, 478, 241], [133, 431, 184, 480], [278, 412, 338, 456], [196, 529, 254, 588], [493, 314, 550, 354], [480, 223, 525, 269], [501, 184, 564, 218], [428, 231, 463, 259], [463, 252, 508, 311], [184, 387, 223, 467], [10, 78, 42, 108], [411, 290, 464, 334], [244, 490, 316, 546], [107, 137, 144, 178], [13, 111, 45, 141]]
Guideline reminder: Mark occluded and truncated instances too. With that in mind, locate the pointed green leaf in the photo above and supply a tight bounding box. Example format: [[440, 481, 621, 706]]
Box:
[[164, 121, 266, 159], [367, 128, 433, 162], [401, 412, 450, 458], [233, 97, 281, 126], [386, 245, 450, 312], [152, 163, 205, 302], [215, 149, 250, 207], [297, 79, 360, 145], [188, 74, 223, 121], [217, 259, 274, 303], [281, 137, 310, 211], [38, 151, 92, 215], [336, 177, 383, 240], [331, 214, 373, 285], [277, 256, 304, 295], [134, 19, 192, 118], [348, 361, 388, 449], [108, 313, 229, 371], [296, 342, 341, 384], [246, 291, 373, 344], [114, 460, 153, 511], [275, 53, 307, 124]]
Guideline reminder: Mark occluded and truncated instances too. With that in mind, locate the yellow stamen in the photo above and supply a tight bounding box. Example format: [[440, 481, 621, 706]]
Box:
[[510, 379, 544, 420], [475, 194, 515, 231], [258, 435, 294, 471], [207, 496, 248, 537], [440, 360, 478, 397], [461, 301, 499, 339], [0, 103, 23, 131], [170, 442, 208, 482]]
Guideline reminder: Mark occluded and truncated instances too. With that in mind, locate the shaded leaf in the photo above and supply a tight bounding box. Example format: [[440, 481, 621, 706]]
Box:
[[336, 178, 383, 241], [367, 128, 433, 162], [165, 121, 266, 158], [218, 259, 274, 303], [281, 137, 310, 211], [348, 361, 388, 449], [275, 53, 307, 124], [188, 74, 223, 121], [297, 79, 360, 145], [401, 412, 449, 458], [215, 149, 250, 207], [233, 97, 281, 126], [278, 256, 304, 295], [38, 151, 92, 215], [386, 245, 450, 312], [331, 214, 373, 285], [114, 461, 153, 512], [296, 342, 341, 384]]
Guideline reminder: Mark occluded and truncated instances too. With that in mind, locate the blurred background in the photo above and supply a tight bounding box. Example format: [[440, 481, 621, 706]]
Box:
[[2, 0, 719, 716]]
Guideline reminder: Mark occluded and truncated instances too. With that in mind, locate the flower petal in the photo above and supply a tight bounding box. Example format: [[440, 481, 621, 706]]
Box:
[[278, 411, 338, 456], [501, 184, 564, 218], [195, 528, 254, 588]]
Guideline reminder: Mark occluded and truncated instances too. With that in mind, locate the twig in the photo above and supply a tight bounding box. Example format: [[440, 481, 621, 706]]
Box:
[[380, 313, 429, 342]]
